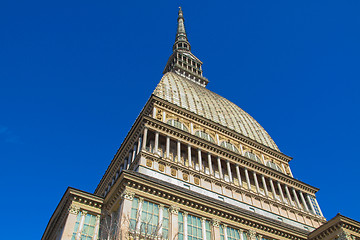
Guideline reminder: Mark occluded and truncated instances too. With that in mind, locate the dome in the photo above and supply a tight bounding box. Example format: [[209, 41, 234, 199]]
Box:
[[153, 72, 279, 151]]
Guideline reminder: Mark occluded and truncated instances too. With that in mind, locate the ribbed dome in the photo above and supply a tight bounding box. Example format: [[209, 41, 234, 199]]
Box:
[[153, 72, 279, 151]]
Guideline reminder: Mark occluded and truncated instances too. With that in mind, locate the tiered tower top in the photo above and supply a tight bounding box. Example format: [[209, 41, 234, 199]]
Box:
[[163, 7, 209, 87]]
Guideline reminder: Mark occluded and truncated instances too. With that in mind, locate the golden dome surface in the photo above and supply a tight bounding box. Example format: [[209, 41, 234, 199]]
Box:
[[153, 72, 279, 151]]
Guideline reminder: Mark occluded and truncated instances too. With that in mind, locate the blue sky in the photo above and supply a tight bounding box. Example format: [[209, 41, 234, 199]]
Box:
[[0, 0, 359, 239]]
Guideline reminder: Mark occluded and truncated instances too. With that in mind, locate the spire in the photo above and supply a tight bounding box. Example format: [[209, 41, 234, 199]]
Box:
[[174, 7, 191, 52], [163, 7, 209, 87]]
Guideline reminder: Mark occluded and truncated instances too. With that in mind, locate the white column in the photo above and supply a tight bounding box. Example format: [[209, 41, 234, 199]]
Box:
[[269, 179, 277, 201], [92, 215, 101, 240], [236, 165, 242, 187], [299, 191, 309, 211], [190, 122, 194, 134], [75, 211, 87, 240], [216, 134, 220, 145], [177, 141, 181, 163], [128, 152, 132, 168], [226, 161, 233, 183], [159, 204, 164, 235], [137, 138, 142, 154], [239, 229, 244, 240], [123, 159, 128, 170], [285, 185, 294, 206], [166, 136, 170, 159], [201, 218, 206, 240], [261, 175, 269, 197], [198, 149, 203, 171], [239, 144, 244, 155], [217, 157, 223, 179], [277, 182, 286, 203], [142, 128, 148, 150], [223, 224, 228, 240], [253, 172, 260, 193], [244, 168, 251, 190], [154, 132, 159, 154], [188, 145, 192, 167], [292, 188, 302, 209], [152, 107, 157, 118], [132, 144, 136, 161], [314, 198, 324, 216], [184, 212, 188, 240], [307, 194, 316, 214], [208, 153, 213, 176], [135, 198, 144, 232]]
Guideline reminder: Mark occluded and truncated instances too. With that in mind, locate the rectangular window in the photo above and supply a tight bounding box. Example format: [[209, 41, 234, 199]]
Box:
[[71, 212, 81, 240], [220, 225, 225, 240], [227, 226, 240, 240], [205, 220, 211, 240], [130, 197, 139, 231], [162, 207, 169, 239], [140, 201, 159, 235], [81, 214, 97, 240], [187, 215, 202, 240]]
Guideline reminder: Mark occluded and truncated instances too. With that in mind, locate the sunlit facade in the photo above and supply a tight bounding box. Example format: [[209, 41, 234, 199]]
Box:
[[43, 8, 360, 240]]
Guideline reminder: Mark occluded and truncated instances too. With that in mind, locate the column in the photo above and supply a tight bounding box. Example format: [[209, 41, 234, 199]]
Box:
[[223, 224, 228, 240], [236, 165, 242, 187], [169, 206, 179, 240], [166, 136, 170, 159], [188, 145, 192, 167], [217, 157, 223, 179], [137, 137, 142, 154], [261, 175, 269, 197], [142, 127, 148, 150], [239, 229, 244, 240], [198, 149, 203, 171], [135, 197, 144, 232], [75, 210, 87, 240], [92, 215, 101, 240], [158, 204, 164, 236], [62, 206, 79, 239], [277, 182, 286, 203], [118, 190, 135, 240], [123, 159, 128, 170], [299, 191, 309, 212], [132, 144, 136, 162], [208, 153, 213, 176], [285, 185, 294, 206], [239, 144, 244, 155], [226, 161, 233, 183], [201, 218, 206, 240], [177, 141, 181, 163], [306, 194, 316, 214], [211, 219, 220, 240], [154, 132, 159, 154], [128, 152, 133, 168], [269, 179, 277, 201], [244, 168, 251, 190], [153, 106, 157, 118], [292, 188, 301, 209], [184, 212, 188, 240], [253, 172, 260, 193]]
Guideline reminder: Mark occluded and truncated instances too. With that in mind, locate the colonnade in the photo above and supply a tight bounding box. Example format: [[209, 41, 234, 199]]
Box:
[[139, 128, 323, 217]]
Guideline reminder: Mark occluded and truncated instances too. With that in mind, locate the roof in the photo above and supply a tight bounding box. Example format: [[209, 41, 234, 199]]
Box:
[[153, 72, 279, 151]]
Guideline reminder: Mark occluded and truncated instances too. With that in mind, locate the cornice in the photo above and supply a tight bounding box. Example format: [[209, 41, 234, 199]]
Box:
[[143, 115, 319, 194], [139, 151, 324, 222], [151, 95, 292, 162], [107, 171, 310, 240]]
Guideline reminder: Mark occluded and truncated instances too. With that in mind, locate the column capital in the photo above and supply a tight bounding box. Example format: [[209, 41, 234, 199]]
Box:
[[211, 218, 220, 227], [81, 210, 88, 216], [68, 205, 80, 215], [159, 204, 164, 210], [121, 190, 135, 200], [248, 229, 257, 240], [183, 211, 188, 217], [201, 217, 206, 222]]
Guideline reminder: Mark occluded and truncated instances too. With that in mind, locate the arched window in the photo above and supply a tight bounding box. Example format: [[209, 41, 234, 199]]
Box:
[[220, 141, 239, 153], [195, 131, 215, 143], [266, 161, 283, 172], [167, 119, 189, 132], [244, 152, 262, 164]]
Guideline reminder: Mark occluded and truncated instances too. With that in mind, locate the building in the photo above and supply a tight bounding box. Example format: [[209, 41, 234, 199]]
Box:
[[42, 7, 360, 240]]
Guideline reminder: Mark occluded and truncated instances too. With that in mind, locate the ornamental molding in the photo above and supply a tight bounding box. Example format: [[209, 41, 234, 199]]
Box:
[[68, 205, 80, 215], [143, 115, 318, 195], [211, 218, 220, 227], [121, 190, 135, 200], [71, 195, 103, 209], [120, 173, 309, 240], [139, 151, 322, 223], [151, 96, 291, 162]]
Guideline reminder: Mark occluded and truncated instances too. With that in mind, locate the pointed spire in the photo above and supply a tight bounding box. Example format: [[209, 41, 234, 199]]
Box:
[[163, 7, 209, 87], [174, 7, 191, 51]]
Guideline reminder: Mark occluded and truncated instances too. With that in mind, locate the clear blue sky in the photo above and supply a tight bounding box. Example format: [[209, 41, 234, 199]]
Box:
[[0, 1, 359, 239]]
